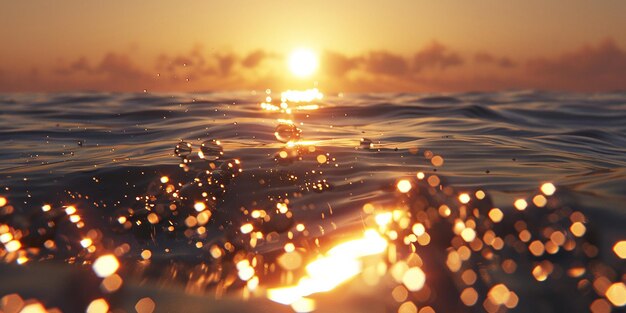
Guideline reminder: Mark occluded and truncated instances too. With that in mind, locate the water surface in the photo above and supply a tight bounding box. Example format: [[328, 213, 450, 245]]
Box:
[[0, 91, 625, 313]]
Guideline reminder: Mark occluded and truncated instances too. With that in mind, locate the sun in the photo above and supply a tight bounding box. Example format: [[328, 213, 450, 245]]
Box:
[[288, 48, 319, 78]]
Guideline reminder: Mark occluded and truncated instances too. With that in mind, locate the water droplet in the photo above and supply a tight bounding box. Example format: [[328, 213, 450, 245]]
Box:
[[199, 140, 223, 160], [174, 142, 192, 158], [274, 124, 301, 143]]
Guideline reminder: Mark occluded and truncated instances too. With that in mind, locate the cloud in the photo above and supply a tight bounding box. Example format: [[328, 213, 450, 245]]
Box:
[[321, 51, 361, 77], [364, 51, 409, 76], [2, 39, 626, 92], [242, 50, 273, 68], [215, 53, 237, 75], [525, 39, 626, 90], [54, 53, 151, 81], [320, 42, 465, 78], [413, 41, 464, 71], [54, 57, 93, 75], [474, 52, 516, 68], [53, 57, 92, 76], [154, 50, 238, 77], [155, 48, 216, 80], [97, 53, 151, 80]]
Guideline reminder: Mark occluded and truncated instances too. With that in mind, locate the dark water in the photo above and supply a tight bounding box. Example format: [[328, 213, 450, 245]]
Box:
[[0, 91, 625, 313]]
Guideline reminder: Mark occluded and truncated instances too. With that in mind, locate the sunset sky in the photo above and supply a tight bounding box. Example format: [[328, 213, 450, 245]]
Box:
[[1, 0, 625, 92]]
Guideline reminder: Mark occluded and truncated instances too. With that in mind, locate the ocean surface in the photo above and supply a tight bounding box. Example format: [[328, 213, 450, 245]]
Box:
[[0, 90, 625, 313]]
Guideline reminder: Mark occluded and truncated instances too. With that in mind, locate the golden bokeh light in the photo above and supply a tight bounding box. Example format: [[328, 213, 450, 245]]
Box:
[[397, 180, 412, 193], [459, 193, 471, 204], [570, 222, 586, 237], [532, 194, 547, 207], [488, 283, 511, 305], [237, 260, 255, 281], [606, 282, 626, 307], [590, 299, 612, 313], [489, 208, 503, 223], [92, 254, 120, 278], [529, 240, 545, 256], [398, 301, 418, 313], [141, 250, 152, 260], [460, 287, 478, 306], [402, 267, 426, 291], [193, 202, 206, 212], [514, 199, 527, 211], [87, 298, 109, 313], [613, 240, 626, 259], [431, 155, 444, 167], [19, 303, 47, 313], [541, 183, 556, 196], [100, 274, 123, 293], [461, 228, 476, 242], [135, 297, 156, 313], [392, 285, 409, 302], [240, 223, 254, 234]]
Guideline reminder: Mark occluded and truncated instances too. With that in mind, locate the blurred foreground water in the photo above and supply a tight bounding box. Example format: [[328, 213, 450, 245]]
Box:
[[0, 90, 625, 313]]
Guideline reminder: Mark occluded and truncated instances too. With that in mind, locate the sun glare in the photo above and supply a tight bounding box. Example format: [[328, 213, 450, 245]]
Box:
[[288, 48, 318, 78]]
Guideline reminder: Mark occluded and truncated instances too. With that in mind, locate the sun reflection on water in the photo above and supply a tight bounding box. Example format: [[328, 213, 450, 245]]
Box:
[[267, 229, 388, 306]]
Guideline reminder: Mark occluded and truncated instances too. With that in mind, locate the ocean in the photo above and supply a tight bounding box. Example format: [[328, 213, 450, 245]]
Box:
[[1, 90, 625, 313]]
